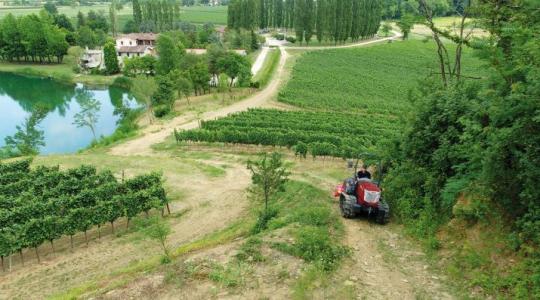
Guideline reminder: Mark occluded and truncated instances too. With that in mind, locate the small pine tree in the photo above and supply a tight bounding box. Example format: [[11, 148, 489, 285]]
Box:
[[247, 152, 290, 216], [103, 42, 120, 74]]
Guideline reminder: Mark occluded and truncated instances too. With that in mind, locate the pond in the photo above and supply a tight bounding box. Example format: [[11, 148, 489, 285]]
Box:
[[0, 72, 137, 154]]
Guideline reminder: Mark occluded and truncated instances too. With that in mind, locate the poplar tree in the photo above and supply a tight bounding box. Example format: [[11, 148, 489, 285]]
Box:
[[316, 0, 326, 43], [133, 0, 142, 26]]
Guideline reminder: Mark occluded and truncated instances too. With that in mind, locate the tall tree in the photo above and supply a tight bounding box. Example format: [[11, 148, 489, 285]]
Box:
[[156, 34, 184, 75], [109, 0, 118, 37], [316, 0, 326, 42], [103, 41, 120, 74], [133, 0, 143, 26], [304, 0, 315, 44]]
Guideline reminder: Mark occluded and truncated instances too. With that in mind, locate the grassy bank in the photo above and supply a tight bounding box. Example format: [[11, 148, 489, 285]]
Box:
[[0, 61, 117, 86], [252, 48, 281, 87]]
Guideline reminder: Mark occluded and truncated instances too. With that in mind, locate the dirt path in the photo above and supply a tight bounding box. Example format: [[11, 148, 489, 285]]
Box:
[[341, 219, 453, 299], [285, 30, 402, 50], [251, 46, 270, 75], [0, 158, 251, 300], [110, 32, 403, 157], [109, 47, 290, 156], [296, 164, 454, 299]]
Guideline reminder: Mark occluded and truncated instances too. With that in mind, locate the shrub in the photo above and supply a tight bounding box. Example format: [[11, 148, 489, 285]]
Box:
[[112, 76, 133, 89], [236, 237, 264, 262], [251, 206, 279, 234], [250, 81, 260, 89], [274, 33, 285, 40], [285, 36, 296, 43], [279, 226, 348, 271], [153, 105, 170, 118]]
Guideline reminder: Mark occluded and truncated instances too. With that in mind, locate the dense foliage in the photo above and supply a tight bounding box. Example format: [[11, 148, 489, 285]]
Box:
[[0, 159, 168, 266], [0, 12, 69, 63], [174, 108, 401, 158], [131, 0, 181, 32], [382, 0, 540, 297], [228, 0, 382, 44], [123, 30, 253, 117]]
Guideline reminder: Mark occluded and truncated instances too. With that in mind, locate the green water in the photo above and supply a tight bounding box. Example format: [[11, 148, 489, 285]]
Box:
[[0, 72, 137, 154]]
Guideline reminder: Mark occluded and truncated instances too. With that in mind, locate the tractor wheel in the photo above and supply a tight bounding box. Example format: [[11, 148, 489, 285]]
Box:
[[340, 196, 355, 219], [376, 201, 390, 224]]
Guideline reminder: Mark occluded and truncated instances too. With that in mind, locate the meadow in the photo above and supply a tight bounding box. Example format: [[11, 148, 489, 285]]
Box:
[[0, 4, 228, 25]]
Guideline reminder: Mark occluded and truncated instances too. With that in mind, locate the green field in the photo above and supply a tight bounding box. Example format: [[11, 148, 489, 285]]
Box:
[[0, 4, 227, 25], [175, 40, 485, 157], [278, 40, 484, 114]]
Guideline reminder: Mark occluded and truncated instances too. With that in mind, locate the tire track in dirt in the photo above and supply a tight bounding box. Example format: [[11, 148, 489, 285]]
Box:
[[298, 170, 454, 299]]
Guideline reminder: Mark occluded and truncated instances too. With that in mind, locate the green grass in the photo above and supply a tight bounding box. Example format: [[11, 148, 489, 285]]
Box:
[[278, 40, 485, 114], [0, 4, 132, 18], [0, 60, 117, 86], [49, 218, 252, 300], [252, 48, 281, 87], [0, 4, 227, 24], [179, 5, 227, 24]]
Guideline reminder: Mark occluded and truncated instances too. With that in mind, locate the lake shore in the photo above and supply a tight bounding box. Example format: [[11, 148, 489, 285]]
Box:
[[0, 61, 118, 87]]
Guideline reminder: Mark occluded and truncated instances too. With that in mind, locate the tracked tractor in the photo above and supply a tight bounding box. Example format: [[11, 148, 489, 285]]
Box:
[[333, 157, 390, 224]]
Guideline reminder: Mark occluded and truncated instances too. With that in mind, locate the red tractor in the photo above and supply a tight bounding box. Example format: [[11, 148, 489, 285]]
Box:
[[333, 159, 390, 224]]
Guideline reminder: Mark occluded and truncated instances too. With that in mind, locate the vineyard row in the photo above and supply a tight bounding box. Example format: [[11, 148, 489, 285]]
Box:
[[0, 159, 169, 268]]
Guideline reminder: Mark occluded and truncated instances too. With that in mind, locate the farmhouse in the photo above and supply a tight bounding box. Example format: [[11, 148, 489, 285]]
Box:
[[80, 48, 104, 70], [115, 33, 158, 59]]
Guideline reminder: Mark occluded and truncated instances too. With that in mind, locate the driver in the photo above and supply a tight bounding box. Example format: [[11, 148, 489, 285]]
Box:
[[357, 165, 371, 180]]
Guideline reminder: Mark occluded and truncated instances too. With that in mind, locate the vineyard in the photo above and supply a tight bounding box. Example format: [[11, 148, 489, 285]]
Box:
[[175, 41, 484, 157], [278, 41, 485, 114], [0, 159, 168, 269], [175, 108, 401, 157]]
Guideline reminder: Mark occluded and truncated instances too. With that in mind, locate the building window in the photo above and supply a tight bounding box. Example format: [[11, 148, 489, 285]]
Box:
[[121, 41, 124, 45], [129, 41, 132, 45]]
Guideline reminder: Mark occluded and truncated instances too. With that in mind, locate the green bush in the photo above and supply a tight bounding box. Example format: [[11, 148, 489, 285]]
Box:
[[274, 33, 285, 40], [285, 36, 296, 43], [251, 206, 279, 234], [236, 237, 264, 262], [112, 76, 133, 89], [291, 207, 332, 227], [274, 226, 348, 271], [153, 105, 170, 118]]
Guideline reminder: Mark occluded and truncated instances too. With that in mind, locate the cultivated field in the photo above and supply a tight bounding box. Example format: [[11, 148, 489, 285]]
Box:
[[174, 40, 485, 156], [278, 41, 484, 112], [0, 4, 228, 24]]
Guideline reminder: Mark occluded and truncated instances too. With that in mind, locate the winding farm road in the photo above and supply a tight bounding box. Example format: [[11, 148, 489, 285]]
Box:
[[109, 31, 402, 156]]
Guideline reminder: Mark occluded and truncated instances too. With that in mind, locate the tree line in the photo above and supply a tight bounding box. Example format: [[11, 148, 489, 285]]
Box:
[[131, 0, 181, 32], [228, 0, 383, 44], [0, 12, 69, 63], [0, 159, 169, 270], [123, 31, 253, 118]]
